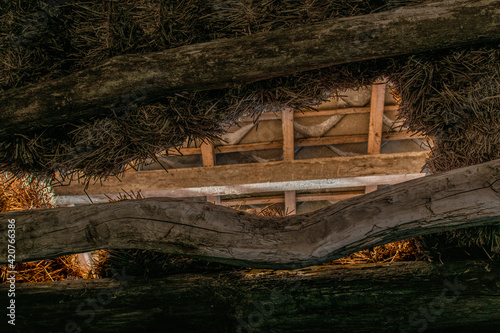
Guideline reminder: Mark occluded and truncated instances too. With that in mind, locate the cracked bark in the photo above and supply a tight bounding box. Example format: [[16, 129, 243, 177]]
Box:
[[1, 159, 499, 269], [1, 261, 498, 333]]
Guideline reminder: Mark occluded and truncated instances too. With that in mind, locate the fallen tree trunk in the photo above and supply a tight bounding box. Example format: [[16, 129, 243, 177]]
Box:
[[1, 261, 499, 333], [1, 0, 499, 138], [1, 159, 499, 268]]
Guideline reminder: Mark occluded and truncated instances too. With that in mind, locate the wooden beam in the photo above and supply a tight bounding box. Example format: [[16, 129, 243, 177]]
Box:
[[200, 142, 220, 204], [282, 108, 295, 162], [200, 142, 215, 167], [3, 0, 499, 138], [222, 191, 364, 206], [167, 131, 425, 156], [295, 131, 425, 147], [234, 105, 399, 122], [54, 152, 428, 196], [366, 81, 387, 193], [367, 82, 386, 154], [6, 159, 500, 268], [282, 108, 296, 214], [56, 173, 425, 205], [5, 261, 499, 333], [284, 190, 296, 215]]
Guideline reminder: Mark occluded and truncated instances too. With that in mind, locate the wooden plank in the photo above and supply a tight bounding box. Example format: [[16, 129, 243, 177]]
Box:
[[367, 82, 386, 154], [294, 104, 398, 118], [217, 141, 282, 153], [282, 108, 295, 162], [234, 105, 399, 122], [366, 81, 387, 193], [222, 191, 364, 206], [284, 191, 297, 214], [54, 152, 428, 196], [281, 108, 296, 214], [56, 173, 425, 205], [166, 132, 425, 156], [296, 131, 425, 147], [200, 142, 220, 204], [200, 142, 215, 167]]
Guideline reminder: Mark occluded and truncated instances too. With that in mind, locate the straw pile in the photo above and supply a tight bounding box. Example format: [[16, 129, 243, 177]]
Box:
[[391, 46, 500, 173], [0, 0, 420, 180], [0, 173, 91, 283], [389, 46, 500, 254]]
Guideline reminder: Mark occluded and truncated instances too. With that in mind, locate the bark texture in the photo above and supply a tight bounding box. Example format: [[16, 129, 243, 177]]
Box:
[[1, 261, 499, 333], [0, 0, 499, 138], [1, 159, 499, 269]]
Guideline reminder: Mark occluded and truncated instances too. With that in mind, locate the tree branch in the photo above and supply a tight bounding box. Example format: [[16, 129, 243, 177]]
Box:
[[1, 159, 499, 269]]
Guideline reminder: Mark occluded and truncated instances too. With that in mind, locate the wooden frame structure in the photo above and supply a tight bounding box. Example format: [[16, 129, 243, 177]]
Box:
[[54, 82, 428, 210]]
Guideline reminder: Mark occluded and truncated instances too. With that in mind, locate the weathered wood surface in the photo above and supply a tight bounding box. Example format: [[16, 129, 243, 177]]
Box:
[[1, 261, 499, 333], [55, 173, 425, 205], [1, 0, 499, 138], [1, 159, 499, 268], [165, 131, 426, 156], [54, 152, 428, 196]]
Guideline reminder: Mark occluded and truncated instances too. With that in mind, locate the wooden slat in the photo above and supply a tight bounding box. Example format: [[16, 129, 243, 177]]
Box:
[[234, 105, 399, 122], [53, 152, 428, 196], [200, 142, 215, 167], [217, 141, 282, 153], [200, 142, 220, 204], [296, 131, 424, 147], [365, 81, 387, 193], [222, 191, 364, 206], [56, 173, 425, 205], [281, 108, 296, 214], [284, 191, 296, 215], [367, 82, 386, 154], [282, 108, 295, 162], [166, 132, 425, 156]]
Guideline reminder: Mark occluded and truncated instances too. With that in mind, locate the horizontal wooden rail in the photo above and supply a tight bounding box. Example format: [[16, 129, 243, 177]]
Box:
[[222, 191, 365, 206], [54, 151, 428, 196], [4, 159, 500, 268], [234, 105, 399, 122], [167, 131, 425, 156], [57, 174, 423, 205]]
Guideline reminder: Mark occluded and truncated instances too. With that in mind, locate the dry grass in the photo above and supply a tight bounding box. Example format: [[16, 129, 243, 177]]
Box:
[[0, 174, 55, 212], [0, 256, 88, 283], [0, 173, 90, 283], [389, 46, 500, 252], [391, 47, 500, 172]]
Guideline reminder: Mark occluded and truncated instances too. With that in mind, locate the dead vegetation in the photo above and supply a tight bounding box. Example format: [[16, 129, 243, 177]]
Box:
[[0, 174, 89, 283]]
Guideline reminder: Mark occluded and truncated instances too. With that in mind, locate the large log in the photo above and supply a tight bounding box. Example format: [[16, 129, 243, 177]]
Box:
[[0, 0, 499, 138], [1, 159, 499, 268], [1, 261, 499, 333]]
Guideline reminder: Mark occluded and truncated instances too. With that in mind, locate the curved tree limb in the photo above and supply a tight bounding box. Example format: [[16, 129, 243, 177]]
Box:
[[1, 159, 499, 269], [1, 0, 499, 138]]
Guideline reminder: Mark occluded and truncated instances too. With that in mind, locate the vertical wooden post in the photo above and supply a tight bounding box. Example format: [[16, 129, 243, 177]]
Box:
[[282, 108, 296, 215], [366, 81, 387, 194], [201, 141, 221, 205]]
